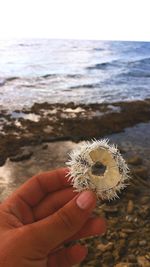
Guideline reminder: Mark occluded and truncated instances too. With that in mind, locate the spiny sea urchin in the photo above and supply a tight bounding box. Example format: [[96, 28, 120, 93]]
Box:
[[66, 139, 130, 200]]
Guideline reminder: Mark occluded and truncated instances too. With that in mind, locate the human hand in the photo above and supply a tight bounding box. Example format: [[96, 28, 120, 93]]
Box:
[[0, 168, 106, 267]]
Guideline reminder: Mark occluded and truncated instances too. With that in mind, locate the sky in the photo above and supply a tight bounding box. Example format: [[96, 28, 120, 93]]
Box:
[[0, 0, 150, 41]]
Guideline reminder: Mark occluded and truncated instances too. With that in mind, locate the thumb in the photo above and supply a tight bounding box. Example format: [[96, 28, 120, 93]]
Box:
[[25, 190, 96, 254]]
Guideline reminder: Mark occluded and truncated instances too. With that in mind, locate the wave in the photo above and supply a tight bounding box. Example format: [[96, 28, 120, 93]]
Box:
[[0, 80, 5, 87], [87, 60, 120, 70], [66, 74, 82, 79], [120, 57, 150, 78], [128, 57, 150, 66], [121, 71, 150, 78], [6, 77, 19, 82], [93, 48, 104, 51], [41, 74, 57, 79], [70, 83, 100, 89], [0, 77, 19, 86]]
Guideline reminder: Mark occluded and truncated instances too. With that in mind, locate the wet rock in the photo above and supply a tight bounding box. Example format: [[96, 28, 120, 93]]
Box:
[[137, 256, 150, 267], [132, 166, 148, 179], [10, 149, 33, 162], [97, 242, 113, 252], [0, 156, 6, 166], [127, 156, 142, 165], [127, 200, 134, 214]]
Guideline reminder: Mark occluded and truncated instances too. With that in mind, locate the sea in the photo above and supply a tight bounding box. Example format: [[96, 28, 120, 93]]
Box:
[[0, 39, 150, 111]]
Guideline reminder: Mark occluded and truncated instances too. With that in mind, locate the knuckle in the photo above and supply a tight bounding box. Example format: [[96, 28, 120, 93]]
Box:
[[57, 208, 74, 233]]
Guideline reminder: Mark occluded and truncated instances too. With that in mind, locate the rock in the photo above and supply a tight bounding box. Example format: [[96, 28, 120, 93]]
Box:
[[102, 251, 114, 265], [119, 232, 128, 239], [125, 215, 133, 222], [137, 256, 150, 267], [97, 242, 113, 252], [0, 156, 6, 166], [10, 149, 33, 162], [118, 239, 126, 256], [145, 253, 150, 261], [138, 206, 150, 219], [139, 240, 147, 246], [122, 229, 134, 234], [132, 166, 148, 179], [103, 206, 119, 215], [127, 200, 134, 214], [127, 156, 142, 165], [113, 249, 120, 261]]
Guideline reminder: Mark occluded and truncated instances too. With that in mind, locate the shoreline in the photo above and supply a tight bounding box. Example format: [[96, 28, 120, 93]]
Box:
[[0, 98, 150, 166]]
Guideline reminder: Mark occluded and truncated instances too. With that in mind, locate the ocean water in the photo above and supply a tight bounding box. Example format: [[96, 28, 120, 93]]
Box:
[[0, 39, 150, 111]]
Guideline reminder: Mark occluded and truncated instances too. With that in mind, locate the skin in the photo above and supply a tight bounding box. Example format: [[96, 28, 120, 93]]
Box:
[[0, 168, 106, 267]]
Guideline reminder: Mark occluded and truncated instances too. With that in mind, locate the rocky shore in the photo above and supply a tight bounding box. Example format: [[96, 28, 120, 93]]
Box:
[[0, 99, 150, 266], [0, 99, 150, 166]]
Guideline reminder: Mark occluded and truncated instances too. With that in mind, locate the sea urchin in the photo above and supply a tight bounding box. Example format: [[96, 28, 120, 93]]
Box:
[[66, 139, 130, 200]]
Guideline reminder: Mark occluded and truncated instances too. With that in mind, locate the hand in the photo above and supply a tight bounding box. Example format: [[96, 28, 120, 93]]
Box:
[[0, 168, 106, 267]]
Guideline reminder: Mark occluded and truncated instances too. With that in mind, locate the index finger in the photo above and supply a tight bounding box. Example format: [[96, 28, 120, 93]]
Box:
[[5, 168, 70, 207]]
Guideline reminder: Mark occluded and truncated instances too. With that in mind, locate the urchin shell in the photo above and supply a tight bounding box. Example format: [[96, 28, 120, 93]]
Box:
[[66, 139, 130, 200]]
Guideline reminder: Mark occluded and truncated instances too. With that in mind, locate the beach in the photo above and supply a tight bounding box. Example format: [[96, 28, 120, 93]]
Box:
[[0, 39, 150, 266], [0, 99, 150, 267]]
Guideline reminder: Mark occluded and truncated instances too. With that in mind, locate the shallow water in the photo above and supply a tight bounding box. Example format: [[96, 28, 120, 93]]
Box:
[[0, 122, 150, 202], [0, 39, 150, 111]]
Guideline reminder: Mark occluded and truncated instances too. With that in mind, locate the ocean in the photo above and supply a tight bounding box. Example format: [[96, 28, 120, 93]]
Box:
[[0, 39, 150, 111]]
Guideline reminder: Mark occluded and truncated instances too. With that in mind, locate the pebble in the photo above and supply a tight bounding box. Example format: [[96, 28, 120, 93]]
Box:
[[140, 196, 150, 205], [102, 251, 114, 264], [122, 229, 134, 234], [137, 256, 150, 267], [127, 200, 134, 214], [125, 215, 133, 222], [139, 240, 147, 246], [114, 263, 133, 267], [128, 254, 137, 263], [129, 239, 138, 248], [119, 232, 128, 239], [145, 253, 150, 261], [103, 206, 119, 215], [97, 242, 113, 252], [138, 206, 150, 219]]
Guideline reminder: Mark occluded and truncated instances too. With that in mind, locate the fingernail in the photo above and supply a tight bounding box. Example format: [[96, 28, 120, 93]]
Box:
[[76, 191, 95, 210]]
